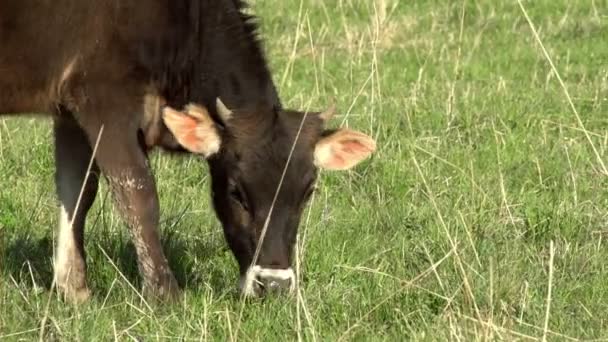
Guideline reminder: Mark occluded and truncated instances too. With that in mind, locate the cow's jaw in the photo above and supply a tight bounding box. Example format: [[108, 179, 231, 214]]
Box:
[[239, 265, 296, 297]]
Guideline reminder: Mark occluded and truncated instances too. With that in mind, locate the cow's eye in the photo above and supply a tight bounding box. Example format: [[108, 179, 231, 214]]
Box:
[[303, 184, 317, 202], [229, 183, 249, 211]]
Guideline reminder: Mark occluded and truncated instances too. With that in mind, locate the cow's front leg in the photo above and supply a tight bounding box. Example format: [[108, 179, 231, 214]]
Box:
[[53, 112, 99, 303], [85, 122, 179, 299], [107, 166, 180, 299]]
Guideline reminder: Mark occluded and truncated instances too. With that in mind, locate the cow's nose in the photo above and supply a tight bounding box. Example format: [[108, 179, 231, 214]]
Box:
[[240, 266, 295, 297], [258, 275, 292, 293], [254, 267, 295, 295]]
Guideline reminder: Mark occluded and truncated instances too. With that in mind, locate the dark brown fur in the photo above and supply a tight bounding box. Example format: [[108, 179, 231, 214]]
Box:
[[1, 0, 371, 299]]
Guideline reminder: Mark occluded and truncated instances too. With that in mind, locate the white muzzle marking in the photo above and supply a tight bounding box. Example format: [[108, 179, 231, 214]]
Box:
[[239, 266, 296, 297]]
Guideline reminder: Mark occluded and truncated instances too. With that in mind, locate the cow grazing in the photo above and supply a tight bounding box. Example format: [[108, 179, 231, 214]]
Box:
[[0, 0, 376, 301]]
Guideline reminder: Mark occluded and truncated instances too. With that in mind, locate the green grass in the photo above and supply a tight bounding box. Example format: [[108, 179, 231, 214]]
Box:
[[1, 0, 608, 340]]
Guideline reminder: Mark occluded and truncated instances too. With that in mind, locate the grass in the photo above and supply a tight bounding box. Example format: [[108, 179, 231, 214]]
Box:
[[1, 0, 607, 340]]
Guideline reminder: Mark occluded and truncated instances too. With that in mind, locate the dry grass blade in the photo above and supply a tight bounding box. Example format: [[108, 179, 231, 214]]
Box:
[[233, 100, 314, 340], [279, 0, 305, 89], [410, 149, 482, 322], [97, 244, 154, 313], [1, 328, 41, 339], [2, 1, 606, 339], [542, 241, 555, 342], [517, 0, 607, 176], [461, 315, 539, 341], [38, 125, 104, 342], [514, 319, 581, 342], [338, 247, 456, 341], [412, 143, 489, 199], [295, 174, 320, 341]]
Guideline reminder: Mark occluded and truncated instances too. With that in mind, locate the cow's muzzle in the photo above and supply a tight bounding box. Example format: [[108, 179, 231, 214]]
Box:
[[239, 265, 295, 297]]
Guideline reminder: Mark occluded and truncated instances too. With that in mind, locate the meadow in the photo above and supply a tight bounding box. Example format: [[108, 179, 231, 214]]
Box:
[[1, 0, 607, 340]]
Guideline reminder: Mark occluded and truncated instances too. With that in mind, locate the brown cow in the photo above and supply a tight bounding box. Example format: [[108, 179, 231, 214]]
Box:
[[0, 0, 376, 301]]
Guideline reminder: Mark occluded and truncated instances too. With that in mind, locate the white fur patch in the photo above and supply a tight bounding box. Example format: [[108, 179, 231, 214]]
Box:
[[54, 206, 74, 282], [313, 140, 333, 168], [239, 265, 296, 297], [195, 124, 221, 158], [142, 92, 166, 147]]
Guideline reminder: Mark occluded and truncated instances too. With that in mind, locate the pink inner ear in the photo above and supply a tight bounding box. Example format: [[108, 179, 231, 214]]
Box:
[[182, 115, 199, 129], [315, 129, 375, 170], [331, 150, 347, 169], [183, 130, 199, 147], [340, 139, 372, 154], [179, 116, 200, 146]]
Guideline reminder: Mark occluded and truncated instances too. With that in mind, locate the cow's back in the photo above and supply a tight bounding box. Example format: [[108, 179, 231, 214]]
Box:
[[0, 0, 168, 115]]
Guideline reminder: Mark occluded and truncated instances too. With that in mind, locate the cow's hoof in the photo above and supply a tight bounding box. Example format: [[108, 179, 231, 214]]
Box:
[[143, 274, 181, 302], [59, 286, 91, 304], [144, 286, 181, 302], [159, 280, 181, 301]]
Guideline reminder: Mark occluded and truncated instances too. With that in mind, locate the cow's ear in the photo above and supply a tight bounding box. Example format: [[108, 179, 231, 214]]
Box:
[[162, 104, 221, 157], [314, 129, 376, 170]]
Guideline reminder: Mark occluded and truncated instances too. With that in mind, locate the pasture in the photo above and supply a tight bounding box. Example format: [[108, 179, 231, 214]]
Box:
[[1, 0, 607, 340]]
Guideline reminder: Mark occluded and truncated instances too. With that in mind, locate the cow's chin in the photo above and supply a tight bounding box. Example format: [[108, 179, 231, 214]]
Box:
[[238, 265, 296, 297]]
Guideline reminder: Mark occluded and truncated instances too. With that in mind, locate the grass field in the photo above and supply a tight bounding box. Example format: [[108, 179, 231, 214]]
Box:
[[1, 0, 608, 340]]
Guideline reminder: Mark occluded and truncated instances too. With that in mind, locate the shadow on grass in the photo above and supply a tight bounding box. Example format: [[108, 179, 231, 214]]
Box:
[[2, 228, 234, 296], [2, 234, 55, 289]]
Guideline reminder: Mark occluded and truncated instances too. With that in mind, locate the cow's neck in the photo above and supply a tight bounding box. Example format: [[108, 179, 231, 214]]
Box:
[[149, 1, 280, 151], [170, 1, 281, 115]]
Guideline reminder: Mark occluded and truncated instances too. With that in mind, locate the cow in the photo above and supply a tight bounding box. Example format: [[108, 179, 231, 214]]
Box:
[[0, 0, 376, 302]]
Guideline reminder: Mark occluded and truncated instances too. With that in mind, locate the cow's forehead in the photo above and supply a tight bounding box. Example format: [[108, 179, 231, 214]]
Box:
[[234, 130, 315, 172], [227, 109, 323, 153], [222, 111, 320, 182]]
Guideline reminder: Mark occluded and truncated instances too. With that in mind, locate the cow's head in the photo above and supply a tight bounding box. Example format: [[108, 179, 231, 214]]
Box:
[[163, 99, 376, 296]]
